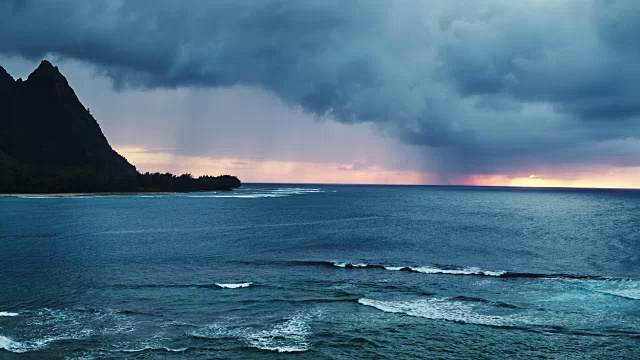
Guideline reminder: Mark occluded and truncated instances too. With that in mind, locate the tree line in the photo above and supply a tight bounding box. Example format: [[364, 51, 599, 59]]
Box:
[[0, 151, 240, 193]]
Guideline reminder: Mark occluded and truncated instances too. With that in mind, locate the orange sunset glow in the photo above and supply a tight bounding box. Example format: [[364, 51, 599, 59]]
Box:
[[118, 147, 640, 189], [458, 171, 640, 189], [116, 147, 432, 185]]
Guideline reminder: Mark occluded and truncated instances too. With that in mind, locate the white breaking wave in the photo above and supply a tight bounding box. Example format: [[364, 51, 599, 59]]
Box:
[[16, 191, 326, 199], [196, 194, 288, 198], [235, 312, 312, 353], [328, 261, 506, 277], [386, 266, 506, 277], [590, 287, 640, 300], [0, 334, 67, 353], [0, 335, 30, 353], [192, 312, 314, 353], [0, 311, 18, 317], [187, 187, 327, 199], [216, 282, 252, 289], [120, 346, 188, 353], [270, 188, 323, 195], [599, 289, 640, 300], [358, 298, 524, 327], [572, 278, 640, 300], [255, 345, 309, 353], [332, 262, 369, 268], [0, 308, 134, 353]]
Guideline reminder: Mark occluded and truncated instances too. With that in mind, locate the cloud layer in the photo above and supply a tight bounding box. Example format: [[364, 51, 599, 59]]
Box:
[[1, 0, 639, 177]]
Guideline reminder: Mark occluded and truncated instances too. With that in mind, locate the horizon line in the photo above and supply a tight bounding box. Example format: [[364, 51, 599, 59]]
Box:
[[243, 182, 640, 191]]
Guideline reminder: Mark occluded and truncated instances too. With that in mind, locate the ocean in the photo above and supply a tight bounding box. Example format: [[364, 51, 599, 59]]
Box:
[[0, 184, 639, 358]]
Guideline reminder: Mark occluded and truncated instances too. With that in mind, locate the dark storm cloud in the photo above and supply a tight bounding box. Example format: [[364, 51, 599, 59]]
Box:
[[1, 0, 639, 175]]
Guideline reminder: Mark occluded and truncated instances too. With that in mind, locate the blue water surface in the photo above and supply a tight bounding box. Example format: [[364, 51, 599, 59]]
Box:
[[1, 184, 639, 358]]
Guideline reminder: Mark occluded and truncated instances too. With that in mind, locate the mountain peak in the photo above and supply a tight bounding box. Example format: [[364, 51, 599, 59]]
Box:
[[27, 60, 66, 82], [0, 59, 139, 192], [0, 65, 15, 90], [36, 60, 57, 72], [0, 65, 13, 80], [0, 58, 240, 193]]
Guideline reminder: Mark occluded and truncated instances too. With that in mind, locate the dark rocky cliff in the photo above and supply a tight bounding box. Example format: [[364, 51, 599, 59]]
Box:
[[0, 61, 137, 192], [0, 65, 14, 93], [0, 61, 240, 193]]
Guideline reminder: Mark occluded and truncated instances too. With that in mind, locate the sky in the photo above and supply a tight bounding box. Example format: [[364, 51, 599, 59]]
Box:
[[1, 0, 639, 188]]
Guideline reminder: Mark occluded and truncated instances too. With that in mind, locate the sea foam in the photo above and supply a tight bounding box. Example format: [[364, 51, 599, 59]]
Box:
[[120, 346, 189, 353], [322, 261, 611, 280], [191, 312, 314, 353], [358, 297, 519, 327], [387, 266, 507, 277], [598, 289, 640, 300], [328, 261, 506, 277], [189, 194, 287, 198], [0, 336, 30, 353], [332, 262, 371, 268], [215, 282, 252, 289], [0, 334, 65, 353], [0, 308, 134, 353], [238, 312, 312, 353], [0, 311, 18, 317], [586, 281, 640, 300], [187, 187, 326, 199]]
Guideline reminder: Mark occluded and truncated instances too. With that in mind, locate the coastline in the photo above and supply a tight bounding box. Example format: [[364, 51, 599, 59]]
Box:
[[0, 192, 176, 198]]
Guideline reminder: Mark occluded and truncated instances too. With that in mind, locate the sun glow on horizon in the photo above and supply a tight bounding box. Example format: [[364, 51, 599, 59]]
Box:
[[460, 170, 640, 189]]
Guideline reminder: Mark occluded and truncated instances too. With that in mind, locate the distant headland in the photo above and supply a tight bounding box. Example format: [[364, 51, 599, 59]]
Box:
[[0, 60, 240, 194]]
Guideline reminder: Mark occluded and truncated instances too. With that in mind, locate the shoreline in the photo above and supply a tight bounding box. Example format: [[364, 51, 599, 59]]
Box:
[[0, 192, 177, 198]]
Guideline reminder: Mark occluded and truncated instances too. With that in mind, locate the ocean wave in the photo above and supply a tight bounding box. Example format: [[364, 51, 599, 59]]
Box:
[[254, 345, 309, 353], [451, 296, 519, 309], [332, 262, 385, 269], [109, 282, 254, 290], [16, 196, 58, 199], [187, 187, 327, 199], [302, 261, 613, 280], [0, 312, 18, 317], [283, 297, 359, 304], [119, 346, 189, 353], [580, 280, 640, 300], [189, 194, 287, 198], [499, 272, 607, 280], [320, 261, 506, 276], [0, 308, 134, 353], [358, 297, 520, 327], [191, 312, 313, 353], [216, 282, 252, 289], [237, 297, 360, 305], [236, 312, 312, 353], [0, 334, 82, 353], [388, 266, 506, 277], [596, 289, 640, 300], [0, 336, 30, 353]]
